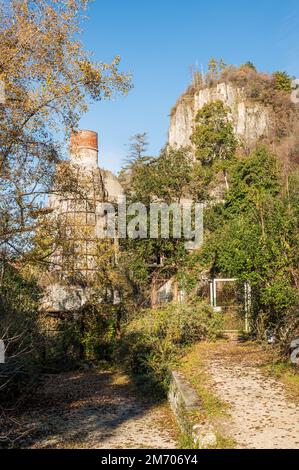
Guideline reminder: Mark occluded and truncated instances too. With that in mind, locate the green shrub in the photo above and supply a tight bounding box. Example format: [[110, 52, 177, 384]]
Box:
[[40, 303, 122, 371], [0, 264, 42, 401], [118, 300, 223, 395], [273, 71, 292, 93]]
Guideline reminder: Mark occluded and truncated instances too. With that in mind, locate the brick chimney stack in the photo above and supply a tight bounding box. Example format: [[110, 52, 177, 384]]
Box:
[[70, 130, 98, 169]]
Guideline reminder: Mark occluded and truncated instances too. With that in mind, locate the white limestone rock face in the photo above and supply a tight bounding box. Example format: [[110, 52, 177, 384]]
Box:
[[168, 83, 270, 149]]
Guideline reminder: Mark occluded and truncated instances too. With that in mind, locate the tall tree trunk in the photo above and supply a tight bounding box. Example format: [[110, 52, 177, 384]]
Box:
[[150, 273, 158, 309]]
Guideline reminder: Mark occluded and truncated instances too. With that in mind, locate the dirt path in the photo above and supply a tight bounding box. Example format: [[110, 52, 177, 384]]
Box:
[[13, 369, 177, 449], [206, 342, 299, 449]]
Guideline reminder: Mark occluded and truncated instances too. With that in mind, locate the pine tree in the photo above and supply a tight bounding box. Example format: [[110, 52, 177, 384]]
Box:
[[208, 57, 218, 80]]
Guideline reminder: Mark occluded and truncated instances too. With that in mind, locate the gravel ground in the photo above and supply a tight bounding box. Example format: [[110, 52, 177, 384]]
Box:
[[14, 369, 177, 449], [207, 343, 299, 449]]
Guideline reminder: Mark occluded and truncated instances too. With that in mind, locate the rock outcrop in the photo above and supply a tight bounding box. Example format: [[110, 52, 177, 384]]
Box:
[[168, 82, 270, 149]]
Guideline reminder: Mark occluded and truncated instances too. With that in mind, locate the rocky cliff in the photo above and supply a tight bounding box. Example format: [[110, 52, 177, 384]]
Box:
[[168, 82, 270, 148]]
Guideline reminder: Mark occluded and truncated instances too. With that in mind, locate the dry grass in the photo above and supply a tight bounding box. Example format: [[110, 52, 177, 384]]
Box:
[[179, 342, 229, 419], [178, 341, 236, 448], [181, 339, 299, 401]]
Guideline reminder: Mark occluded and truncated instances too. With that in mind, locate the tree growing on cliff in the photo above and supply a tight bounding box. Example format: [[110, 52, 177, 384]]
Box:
[[241, 61, 256, 71], [273, 71, 292, 93], [191, 100, 237, 190]]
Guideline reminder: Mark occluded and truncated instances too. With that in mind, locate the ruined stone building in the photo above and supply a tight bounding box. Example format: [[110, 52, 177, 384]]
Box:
[[42, 130, 123, 313]]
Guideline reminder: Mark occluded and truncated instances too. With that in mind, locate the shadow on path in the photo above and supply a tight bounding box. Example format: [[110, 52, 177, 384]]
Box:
[[15, 369, 177, 449]]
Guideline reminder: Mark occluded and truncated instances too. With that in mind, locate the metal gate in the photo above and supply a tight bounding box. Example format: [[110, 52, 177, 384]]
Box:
[[199, 278, 251, 333]]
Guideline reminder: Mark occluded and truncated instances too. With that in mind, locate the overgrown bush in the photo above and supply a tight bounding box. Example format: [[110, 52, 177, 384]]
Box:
[[0, 263, 42, 401], [39, 302, 124, 371], [181, 145, 299, 348], [0, 262, 124, 398], [79, 303, 122, 363], [118, 300, 223, 395]]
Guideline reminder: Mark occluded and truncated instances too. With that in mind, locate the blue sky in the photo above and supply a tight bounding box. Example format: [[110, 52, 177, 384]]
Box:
[[79, 0, 299, 173]]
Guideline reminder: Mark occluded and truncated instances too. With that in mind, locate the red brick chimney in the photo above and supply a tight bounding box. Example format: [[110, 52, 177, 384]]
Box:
[[70, 130, 98, 169]]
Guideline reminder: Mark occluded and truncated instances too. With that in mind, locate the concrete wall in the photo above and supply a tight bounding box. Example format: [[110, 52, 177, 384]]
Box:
[[168, 371, 217, 448]]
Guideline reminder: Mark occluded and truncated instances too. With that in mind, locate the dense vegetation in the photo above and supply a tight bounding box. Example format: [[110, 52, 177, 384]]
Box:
[[118, 301, 223, 396], [1, 31, 298, 412], [181, 145, 299, 345], [122, 69, 299, 355], [0, 0, 131, 404]]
